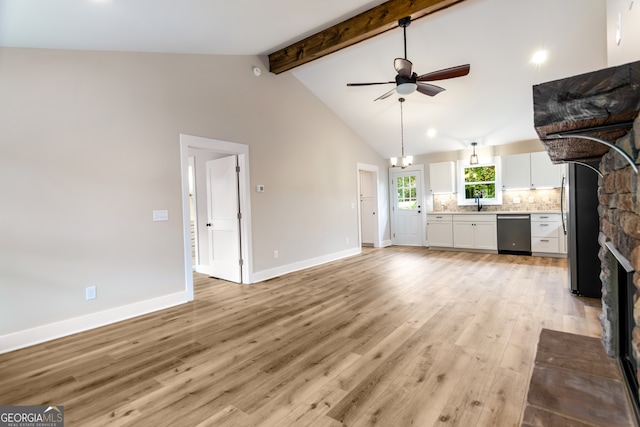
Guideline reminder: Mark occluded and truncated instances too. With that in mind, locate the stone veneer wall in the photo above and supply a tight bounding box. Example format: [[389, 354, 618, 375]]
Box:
[[598, 117, 640, 368]]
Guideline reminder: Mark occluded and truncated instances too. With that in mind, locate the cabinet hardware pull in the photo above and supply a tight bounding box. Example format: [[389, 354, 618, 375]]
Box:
[[540, 224, 549, 227]]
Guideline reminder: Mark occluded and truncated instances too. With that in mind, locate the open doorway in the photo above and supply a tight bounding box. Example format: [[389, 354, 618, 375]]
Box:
[[356, 163, 381, 248], [180, 134, 253, 301]]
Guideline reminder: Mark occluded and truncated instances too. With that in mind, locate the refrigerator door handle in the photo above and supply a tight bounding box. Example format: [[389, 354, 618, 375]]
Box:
[[561, 174, 567, 235]]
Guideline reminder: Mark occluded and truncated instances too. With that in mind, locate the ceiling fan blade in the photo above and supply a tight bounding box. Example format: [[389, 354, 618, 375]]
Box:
[[374, 87, 397, 101], [416, 82, 445, 97], [347, 81, 395, 86], [416, 64, 471, 82], [394, 58, 413, 78]]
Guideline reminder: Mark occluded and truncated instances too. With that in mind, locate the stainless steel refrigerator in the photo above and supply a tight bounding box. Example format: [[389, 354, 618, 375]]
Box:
[[565, 162, 602, 298]]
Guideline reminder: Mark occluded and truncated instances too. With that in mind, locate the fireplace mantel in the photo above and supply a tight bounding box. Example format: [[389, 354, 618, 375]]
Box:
[[533, 61, 640, 163]]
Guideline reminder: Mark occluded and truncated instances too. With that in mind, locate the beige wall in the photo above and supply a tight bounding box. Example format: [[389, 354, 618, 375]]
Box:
[[0, 48, 388, 340]]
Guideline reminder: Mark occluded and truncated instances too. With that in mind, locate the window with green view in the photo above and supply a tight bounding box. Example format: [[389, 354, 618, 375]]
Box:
[[396, 175, 417, 210], [463, 165, 496, 200]]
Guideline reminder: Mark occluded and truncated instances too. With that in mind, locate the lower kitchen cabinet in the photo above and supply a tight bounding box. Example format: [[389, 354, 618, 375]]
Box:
[[452, 214, 497, 250], [531, 213, 566, 256], [426, 214, 453, 247]]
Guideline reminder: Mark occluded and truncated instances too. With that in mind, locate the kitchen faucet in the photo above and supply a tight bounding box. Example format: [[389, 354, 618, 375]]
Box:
[[474, 192, 483, 211]]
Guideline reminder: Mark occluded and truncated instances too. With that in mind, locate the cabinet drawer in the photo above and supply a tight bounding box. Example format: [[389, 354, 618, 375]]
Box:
[[531, 213, 560, 222], [427, 214, 452, 222], [531, 221, 560, 238], [532, 237, 559, 253]]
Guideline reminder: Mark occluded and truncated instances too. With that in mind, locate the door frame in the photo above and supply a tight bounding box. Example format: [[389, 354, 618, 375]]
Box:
[[356, 163, 382, 248], [389, 164, 426, 246], [180, 134, 253, 300]]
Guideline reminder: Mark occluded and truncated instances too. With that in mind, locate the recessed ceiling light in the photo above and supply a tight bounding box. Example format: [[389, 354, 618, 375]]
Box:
[[427, 128, 437, 138], [531, 50, 548, 65]]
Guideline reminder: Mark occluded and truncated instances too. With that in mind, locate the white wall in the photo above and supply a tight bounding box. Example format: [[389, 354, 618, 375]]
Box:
[[607, 0, 640, 66], [0, 48, 388, 350]]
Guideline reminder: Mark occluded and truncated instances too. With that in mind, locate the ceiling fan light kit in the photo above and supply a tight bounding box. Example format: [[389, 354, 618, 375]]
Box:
[[396, 82, 417, 95]]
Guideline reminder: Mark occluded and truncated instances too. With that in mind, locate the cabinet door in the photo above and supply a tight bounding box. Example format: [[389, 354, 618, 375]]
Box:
[[502, 153, 531, 190], [429, 162, 456, 194], [453, 222, 474, 249], [530, 152, 563, 188], [427, 222, 453, 247], [474, 222, 497, 250]]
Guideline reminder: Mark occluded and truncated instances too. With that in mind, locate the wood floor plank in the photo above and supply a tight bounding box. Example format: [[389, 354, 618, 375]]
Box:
[[0, 247, 600, 426]]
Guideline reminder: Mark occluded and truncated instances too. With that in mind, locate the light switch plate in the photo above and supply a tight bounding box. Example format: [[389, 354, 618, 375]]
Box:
[[153, 210, 169, 221], [256, 185, 265, 193]]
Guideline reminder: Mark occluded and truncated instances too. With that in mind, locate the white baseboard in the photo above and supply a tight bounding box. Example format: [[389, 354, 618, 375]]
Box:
[[0, 291, 189, 354], [252, 247, 361, 283], [194, 264, 212, 275]]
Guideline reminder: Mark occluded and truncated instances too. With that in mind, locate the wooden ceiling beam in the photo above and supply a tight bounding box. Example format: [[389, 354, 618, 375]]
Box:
[[268, 0, 467, 74]]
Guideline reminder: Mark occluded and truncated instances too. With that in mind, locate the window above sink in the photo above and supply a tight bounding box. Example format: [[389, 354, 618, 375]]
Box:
[[457, 158, 503, 206]]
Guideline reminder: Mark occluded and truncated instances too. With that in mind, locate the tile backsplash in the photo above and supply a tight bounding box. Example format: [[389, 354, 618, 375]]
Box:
[[432, 188, 563, 212]]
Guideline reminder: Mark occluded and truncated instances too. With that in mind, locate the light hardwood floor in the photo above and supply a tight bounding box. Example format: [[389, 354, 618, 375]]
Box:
[[0, 247, 602, 426]]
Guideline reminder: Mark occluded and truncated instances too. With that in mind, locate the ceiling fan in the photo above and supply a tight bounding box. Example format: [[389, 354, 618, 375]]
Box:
[[346, 16, 470, 101]]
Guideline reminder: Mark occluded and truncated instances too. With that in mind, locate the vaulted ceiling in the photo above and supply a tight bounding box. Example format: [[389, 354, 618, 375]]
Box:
[[0, 0, 608, 158]]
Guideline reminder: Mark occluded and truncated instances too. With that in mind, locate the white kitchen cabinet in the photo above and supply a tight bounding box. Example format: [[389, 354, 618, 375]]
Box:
[[502, 153, 531, 190], [502, 152, 565, 190], [429, 161, 456, 194], [453, 214, 497, 250], [427, 214, 453, 247], [531, 213, 566, 256], [530, 152, 565, 189]]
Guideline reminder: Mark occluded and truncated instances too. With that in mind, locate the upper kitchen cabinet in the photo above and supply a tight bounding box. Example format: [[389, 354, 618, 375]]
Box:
[[530, 152, 565, 189], [502, 153, 531, 190], [502, 152, 566, 190], [429, 161, 456, 194]]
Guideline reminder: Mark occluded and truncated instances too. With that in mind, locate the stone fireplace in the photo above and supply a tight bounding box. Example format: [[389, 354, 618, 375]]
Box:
[[598, 116, 640, 416], [530, 60, 640, 422]]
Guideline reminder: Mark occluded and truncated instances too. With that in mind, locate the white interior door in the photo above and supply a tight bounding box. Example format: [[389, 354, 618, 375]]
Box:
[[391, 169, 424, 246], [206, 155, 241, 282], [360, 170, 375, 246]]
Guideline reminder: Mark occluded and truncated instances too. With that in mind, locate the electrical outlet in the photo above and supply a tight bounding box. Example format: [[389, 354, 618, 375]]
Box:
[[274, 250, 279, 259], [513, 197, 521, 204], [86, 286, 97, 300], [528, 196, 535, 203]]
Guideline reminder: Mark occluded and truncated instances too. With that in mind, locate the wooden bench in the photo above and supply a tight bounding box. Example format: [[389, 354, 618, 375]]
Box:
[[522, 328, 637, 426]]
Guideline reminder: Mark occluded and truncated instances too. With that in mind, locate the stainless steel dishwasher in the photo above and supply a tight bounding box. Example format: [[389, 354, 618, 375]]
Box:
[[497, 214, 531, 255]]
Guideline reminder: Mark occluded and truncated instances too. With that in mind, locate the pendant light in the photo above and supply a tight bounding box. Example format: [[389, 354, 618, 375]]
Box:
[[390, 97, 413, 168], [469, 142, 479, 165]]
